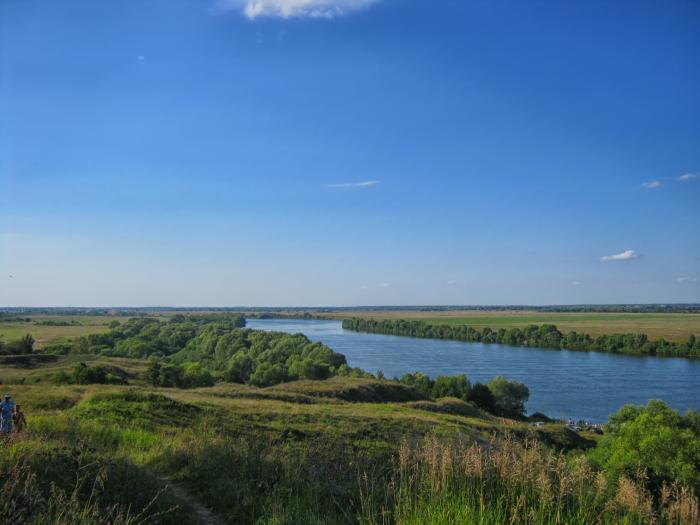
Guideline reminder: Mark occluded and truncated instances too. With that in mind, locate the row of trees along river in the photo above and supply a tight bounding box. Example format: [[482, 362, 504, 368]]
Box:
[[341, 318, 700, 358]]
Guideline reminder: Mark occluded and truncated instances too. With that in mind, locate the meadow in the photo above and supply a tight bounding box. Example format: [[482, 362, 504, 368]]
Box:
[[325, 310, 700, 342], [1, 350, 698, 524], [0, 315, 125, 348]]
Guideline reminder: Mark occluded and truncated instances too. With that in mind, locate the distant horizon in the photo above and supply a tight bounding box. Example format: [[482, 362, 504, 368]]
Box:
[[2, 303, 699, 310]]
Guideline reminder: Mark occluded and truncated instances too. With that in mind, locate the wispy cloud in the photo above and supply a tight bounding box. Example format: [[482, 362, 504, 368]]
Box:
[[218, 0, 379, 20], [678, 172, 699, 182], [676, 276, 699, 283], [600, 249, 638, 262], [641, 180, 661, 189], [326, 180, 380, 189], [378, 282, 390, 288], [572, 281, 583, 286]]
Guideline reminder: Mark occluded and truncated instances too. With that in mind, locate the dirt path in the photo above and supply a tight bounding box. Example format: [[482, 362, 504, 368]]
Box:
[[161, 477, 227, 525]]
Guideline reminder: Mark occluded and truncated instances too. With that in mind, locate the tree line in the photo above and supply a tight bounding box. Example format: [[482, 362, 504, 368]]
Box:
[[397, 372, 529, 418], [45, 315, 368, 388], [342, 318, 700, 358]]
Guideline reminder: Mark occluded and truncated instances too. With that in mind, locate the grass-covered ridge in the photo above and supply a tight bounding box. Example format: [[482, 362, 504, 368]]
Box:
[[0, 315, 698, 523], [2, 373, 698, 524]]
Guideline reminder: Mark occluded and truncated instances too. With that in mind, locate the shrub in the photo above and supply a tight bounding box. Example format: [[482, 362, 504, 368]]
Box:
[[590, 400, 700, 493], [488, 376, 529, 418]]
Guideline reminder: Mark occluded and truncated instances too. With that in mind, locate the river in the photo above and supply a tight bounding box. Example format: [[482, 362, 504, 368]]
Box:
[[247, 318, 700, 422]]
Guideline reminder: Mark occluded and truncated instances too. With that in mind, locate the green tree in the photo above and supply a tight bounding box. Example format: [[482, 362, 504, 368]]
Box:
[[468, 382, 496, 413], [226, 353, 254, 383], [590, 400, 700, 492], [182, 362, 215, 387], [399, 372, 434, 398], [432, 374, 470, 400], [488, 376, 529, 418], [5, 334, 35, 355], [147, 361, 162, 387]]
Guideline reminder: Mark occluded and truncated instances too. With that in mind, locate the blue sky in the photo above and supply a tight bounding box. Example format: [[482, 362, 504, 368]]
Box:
[[1, 0, 699, 306]]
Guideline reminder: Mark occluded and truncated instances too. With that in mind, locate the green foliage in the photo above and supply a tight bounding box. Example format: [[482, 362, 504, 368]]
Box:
[[398, 374, 502, 415], [0, 333, 35, 355], [55, 315, 353, 389], [590, 400, 700, 493], [59, 315, 246, 358], [488, 376, 529, 418], [53, 362, 129, 385], [173, 324, 349, 387], [468, 382, 497, 413], [432, 374, 470, 400], [343, 318, 700, 358], [398, 372, 434, 398]]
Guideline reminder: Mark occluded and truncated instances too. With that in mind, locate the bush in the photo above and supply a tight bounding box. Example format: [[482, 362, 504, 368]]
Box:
[[432, 374, 470, 400], [53, 363, 129, 385], [0, 334, 35, 355], [590, 400, 700, 493], [488, 376, 529, 418], [468, 382, 497, 413]]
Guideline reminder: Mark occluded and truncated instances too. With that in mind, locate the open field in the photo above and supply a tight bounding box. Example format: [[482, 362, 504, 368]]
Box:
[[324, 310, 700, 341], [3, 310, 699, 347], [0, 314, 145, 348]]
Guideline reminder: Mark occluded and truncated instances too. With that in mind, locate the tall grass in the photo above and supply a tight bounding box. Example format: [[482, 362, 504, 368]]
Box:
[[3, 387, 698, 524], [0, 443, 172, 524], [362, 434, 699, 525], [1, 434, 193, 524]]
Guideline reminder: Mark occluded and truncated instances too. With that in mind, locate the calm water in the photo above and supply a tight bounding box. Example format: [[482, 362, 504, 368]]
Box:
[[247, 318, 700, 422]]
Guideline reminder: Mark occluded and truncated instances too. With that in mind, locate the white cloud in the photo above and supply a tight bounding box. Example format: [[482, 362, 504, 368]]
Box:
[[572, 281, 583, 286], [326, 180, 380, 189], [676, 276, 699, 283], [678, 172, 699, 182], [641, 180, 661, 189], [447, 279, 457, 285], [378, 282, 390, 288], [219, 0, 379, 20], [600, 249, 638, 262]]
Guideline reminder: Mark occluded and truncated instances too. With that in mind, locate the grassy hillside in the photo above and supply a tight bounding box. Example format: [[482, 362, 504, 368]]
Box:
[[1, 354, 697, 524]]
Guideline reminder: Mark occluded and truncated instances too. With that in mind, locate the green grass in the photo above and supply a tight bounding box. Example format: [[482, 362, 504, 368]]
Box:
[[0, 315, 124, 348], [1, 356, 696, 524], [0, 354, 149, 384]]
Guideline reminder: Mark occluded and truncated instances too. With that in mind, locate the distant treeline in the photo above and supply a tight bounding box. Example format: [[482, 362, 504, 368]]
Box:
[[3, 303, 700, 317], [321, 304, 700, 313], [342, 318, 700, 358]]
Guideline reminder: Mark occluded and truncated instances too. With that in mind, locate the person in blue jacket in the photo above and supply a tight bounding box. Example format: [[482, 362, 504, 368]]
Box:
[[0, 394, 14, 434]]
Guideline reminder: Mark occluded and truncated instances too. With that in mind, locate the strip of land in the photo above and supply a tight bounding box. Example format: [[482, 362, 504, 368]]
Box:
[[323, 310, 700, 342]]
